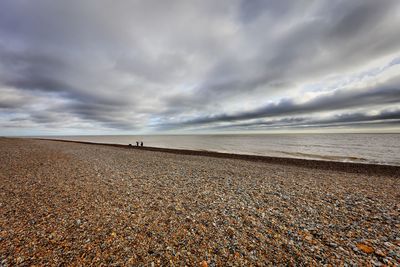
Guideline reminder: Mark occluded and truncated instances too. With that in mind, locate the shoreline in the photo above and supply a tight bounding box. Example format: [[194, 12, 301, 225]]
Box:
[[36, 138, 400, 177]]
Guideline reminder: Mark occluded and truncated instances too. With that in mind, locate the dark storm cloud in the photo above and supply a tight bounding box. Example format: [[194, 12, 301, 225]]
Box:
[[0, 0, 399, 133], [238, 0, 308, 23], [0, 95, 27, 109], [29, 112, 67, 124], [166, 78, 400, 127], [162, 8, 400, 117], [210, 109, 400, 131], [327, 1, 391, 40], [62, 101, 140, 130], [0, 88, 33, 109], [180, 0, 400, 107], [0, 47, 74, 93]]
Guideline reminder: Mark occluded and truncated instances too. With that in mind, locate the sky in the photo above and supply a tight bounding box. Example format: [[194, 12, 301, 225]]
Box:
[[0, 0, 400, 136]]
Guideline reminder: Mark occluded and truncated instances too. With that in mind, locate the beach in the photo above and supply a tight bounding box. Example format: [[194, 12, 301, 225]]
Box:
[[0, 138, 399, 266]]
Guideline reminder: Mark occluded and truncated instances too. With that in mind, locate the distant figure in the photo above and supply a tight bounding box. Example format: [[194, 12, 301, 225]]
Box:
[[129, 144, 132, 147], [136, 141, 139, 146], [140, 141, 143, 147]]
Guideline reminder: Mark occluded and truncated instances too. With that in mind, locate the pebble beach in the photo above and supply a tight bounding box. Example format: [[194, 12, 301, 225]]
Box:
[[0, 138, 399, 266]]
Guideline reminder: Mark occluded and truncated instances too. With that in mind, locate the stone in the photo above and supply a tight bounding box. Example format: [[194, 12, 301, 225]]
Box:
[[383, 242, 393, 248], [356, 243, 374, 254], [329, 242, 338, 248], [371, 260, 382, 267], [200, 260, 208, 267], [374, 249, 386, 257]]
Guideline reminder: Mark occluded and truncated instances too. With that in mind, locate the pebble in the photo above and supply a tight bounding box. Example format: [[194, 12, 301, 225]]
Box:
[[371, 259, 382, 266], [200, 260, 208, 267], [356, 243, 374, 254], [374, 249, 386, 257], [329, 242, 338, 248]]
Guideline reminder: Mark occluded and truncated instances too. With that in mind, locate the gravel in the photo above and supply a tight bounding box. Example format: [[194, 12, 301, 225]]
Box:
[[0, 138, 399, 266]]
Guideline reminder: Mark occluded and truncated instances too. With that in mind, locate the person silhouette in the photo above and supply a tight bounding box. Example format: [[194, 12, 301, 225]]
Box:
[[140, 141, 143, 147], [136, 141, 139, 146]]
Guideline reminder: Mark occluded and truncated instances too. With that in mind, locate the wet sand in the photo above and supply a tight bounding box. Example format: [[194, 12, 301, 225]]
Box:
[[0, 138, 399, 266]]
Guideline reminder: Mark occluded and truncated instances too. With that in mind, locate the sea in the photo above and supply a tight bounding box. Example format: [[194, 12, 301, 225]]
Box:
[[42, 133, 400, 166]]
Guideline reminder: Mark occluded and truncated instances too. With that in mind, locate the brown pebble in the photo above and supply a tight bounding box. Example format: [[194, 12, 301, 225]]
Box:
[[200, 260, 208, 267], [356, 243, 374, 254]]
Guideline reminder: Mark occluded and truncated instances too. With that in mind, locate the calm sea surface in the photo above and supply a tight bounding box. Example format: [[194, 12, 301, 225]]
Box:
[[42, 134, 400, 166]]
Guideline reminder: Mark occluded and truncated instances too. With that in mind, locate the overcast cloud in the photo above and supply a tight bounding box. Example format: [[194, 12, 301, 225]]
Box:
[[0, 0, 400, 135]]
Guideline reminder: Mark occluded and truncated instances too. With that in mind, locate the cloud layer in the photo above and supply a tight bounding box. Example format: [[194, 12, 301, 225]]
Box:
[[1, 0, 400, 135]]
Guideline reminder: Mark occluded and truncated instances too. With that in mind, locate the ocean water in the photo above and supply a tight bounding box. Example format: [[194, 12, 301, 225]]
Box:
[[43, 134, 400, 166]]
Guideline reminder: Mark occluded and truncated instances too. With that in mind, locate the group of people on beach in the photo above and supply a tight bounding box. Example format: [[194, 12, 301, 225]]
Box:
[[129, 141, 143, 147]]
